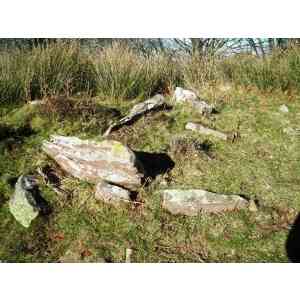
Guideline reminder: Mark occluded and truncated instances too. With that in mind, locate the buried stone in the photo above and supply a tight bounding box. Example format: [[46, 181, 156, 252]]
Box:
[[9, 175, 40, 228], [161, 189, 248, 216], [95, 181, 131, 205], [186, 122, 228, 141], [173, 87, 214, 115], [42, 136, 144, 190]]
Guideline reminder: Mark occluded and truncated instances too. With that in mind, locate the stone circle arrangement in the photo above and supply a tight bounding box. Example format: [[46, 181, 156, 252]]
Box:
[[9, 87, 254, 228]]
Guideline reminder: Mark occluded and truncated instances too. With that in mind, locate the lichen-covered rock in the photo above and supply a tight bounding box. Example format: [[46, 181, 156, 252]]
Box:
[[9, 175, 40, 228], [173, 87, 214, 114], [42, 136, 144, 190], [95, 181, 131, 205], [186, 122, 228, 140], [161, 189, 248, 216]]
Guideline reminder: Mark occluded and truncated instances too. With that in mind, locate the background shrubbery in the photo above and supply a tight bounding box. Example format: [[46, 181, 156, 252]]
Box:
[[1, 40, 300, 105]]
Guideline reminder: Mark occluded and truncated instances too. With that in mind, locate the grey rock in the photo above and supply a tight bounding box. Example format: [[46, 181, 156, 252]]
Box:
[[283, 127, 300, 136], [9, 175, 40, 228], [103, 94, 165, 136], [161, 189, 248, 216], [173, 87, 214, 114], [42, 136, 144, 190], [186, 122, 228, 140], [95, 181, 131, 205], [28, 100, 44, 106], [174, 87, 198, 103], [279, 104, 289, 113]]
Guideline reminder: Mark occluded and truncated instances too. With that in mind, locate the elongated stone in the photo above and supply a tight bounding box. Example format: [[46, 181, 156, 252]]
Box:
[[103, 94, 165, 136], [161, 189, 248, 216], [42, 136, 144, 190], [186, 122, 228, 140]]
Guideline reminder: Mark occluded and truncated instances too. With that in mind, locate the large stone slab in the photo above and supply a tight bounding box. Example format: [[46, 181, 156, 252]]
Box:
[[161, 189, 248, 216], [173, 87, 214, 114], [42, 136, 144, 190], [95, 181, 131, 205], [103, 94, 165, 136], [186, 122, 228, 140], [9, 175, 40, 228]]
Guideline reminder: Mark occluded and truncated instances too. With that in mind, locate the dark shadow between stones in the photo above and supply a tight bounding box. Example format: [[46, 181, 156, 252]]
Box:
[[286, 213, 300, 262], [0, 123, 35, 142], [31, 187, 52, 217], [135, 151, 175, 181]]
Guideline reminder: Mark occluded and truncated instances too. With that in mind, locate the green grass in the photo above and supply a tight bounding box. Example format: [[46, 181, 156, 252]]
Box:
[[1, 85, 299, 262]]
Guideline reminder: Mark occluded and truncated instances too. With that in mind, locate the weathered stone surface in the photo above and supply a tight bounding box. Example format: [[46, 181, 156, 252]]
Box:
[[174, 87, 198, 103], [173, 87, 214, 114], [9, 175, 40, 228], [161, 189, 248, 216], [279, 104, 289, 113], [283, 127, 300, 136], [186, 122, 228, 140], [95, 181, 131, 204], [42, 136, 144, 190], [28, 100, 44, 106], [103, 94, 165, 136]]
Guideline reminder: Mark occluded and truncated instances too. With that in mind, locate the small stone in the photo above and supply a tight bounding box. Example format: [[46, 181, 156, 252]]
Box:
[[174, 87, 198, 103], [173, 87, 214, 114], [95, 181, 131, 205], [248, 199, 258, 212], [186, 122, 228, 140], [283, 127, 300, 136], [125, 248, 133, 263], [9, 175, 40, 228], [161, 189, 248, 216], [28, 100, 44, 106], [279, 104, 289, 113]]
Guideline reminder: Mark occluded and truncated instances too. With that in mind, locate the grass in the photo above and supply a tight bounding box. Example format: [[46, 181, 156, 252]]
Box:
[[2, 42, 300, 106], [1, 83, 299, 262]]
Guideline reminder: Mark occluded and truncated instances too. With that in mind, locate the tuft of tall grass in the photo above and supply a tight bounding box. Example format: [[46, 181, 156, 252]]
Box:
[[181, 55, 222, 91], [29, 42, 98, 99], [221, 48, 300, 92], [3, 42, 300, 107], [0, 50, 32, 105], [0, 42, 98, 105], [94, 43, 182, 99]]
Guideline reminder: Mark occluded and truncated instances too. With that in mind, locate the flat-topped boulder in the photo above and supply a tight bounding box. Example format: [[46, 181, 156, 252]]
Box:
[[161, 189, 248, 216], [42, 136, 144, 190]]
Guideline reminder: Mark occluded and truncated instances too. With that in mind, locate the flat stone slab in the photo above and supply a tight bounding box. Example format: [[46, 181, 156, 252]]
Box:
[[9, 175, 40, 228], [103, 94, 165, 136], [186, 122, 228, 140], [95, 181, 131, 205], [42, 136, 144, 190], [173, 87, 214, 114], [161, 189, 248, 216]]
